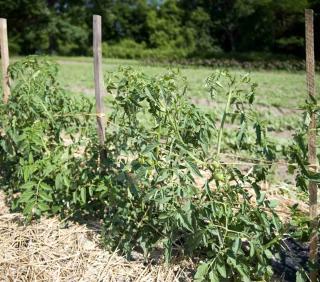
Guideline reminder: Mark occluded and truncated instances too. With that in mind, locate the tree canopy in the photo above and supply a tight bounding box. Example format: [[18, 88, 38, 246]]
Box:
[[0, 0, 317, 58]]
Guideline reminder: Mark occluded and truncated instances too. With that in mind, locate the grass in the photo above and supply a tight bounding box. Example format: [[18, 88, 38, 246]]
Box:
[[52, 56, 318, 110]]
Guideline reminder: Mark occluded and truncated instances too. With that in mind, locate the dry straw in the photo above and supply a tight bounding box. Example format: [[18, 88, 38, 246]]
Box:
[[0, 192, 191, 282]]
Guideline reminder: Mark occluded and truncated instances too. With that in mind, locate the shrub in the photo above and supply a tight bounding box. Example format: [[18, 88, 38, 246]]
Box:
[[102, 39, 191, 61], [102, 39, 147, 59]]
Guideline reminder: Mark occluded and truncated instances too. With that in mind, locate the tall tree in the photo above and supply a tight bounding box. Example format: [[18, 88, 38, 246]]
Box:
[[147, 0, 194, 49], [91, 0, 150, 43], [0, 0, 50, 54], [0, 0, 315, 57]]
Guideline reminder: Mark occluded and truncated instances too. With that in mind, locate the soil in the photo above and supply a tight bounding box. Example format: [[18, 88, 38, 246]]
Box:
[[271, 236, 320, 281]]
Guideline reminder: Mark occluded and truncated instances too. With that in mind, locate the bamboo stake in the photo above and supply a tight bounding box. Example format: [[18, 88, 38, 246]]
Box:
[[0, 18, 10, 104], [93, 15, 106, 160], [305, 9, 318, 282]]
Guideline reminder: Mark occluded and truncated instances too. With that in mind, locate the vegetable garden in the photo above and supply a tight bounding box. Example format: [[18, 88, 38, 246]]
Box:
[[0, 12, 319, 282]]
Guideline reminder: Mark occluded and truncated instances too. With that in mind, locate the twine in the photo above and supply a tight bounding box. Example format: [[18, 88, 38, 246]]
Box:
[[53, 112, 106, 117]]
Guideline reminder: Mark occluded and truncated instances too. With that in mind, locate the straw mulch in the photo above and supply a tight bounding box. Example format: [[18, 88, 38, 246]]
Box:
[[0, 179, 312, 282], [0, 193, 191, 282]]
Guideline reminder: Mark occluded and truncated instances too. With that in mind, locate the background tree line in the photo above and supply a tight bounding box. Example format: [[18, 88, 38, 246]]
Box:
[[0, 0, 320, 60]]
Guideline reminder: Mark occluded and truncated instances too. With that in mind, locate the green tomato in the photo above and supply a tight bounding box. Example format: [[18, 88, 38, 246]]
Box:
[[212, 160, 220, 169], [213, 172, 225, 182]]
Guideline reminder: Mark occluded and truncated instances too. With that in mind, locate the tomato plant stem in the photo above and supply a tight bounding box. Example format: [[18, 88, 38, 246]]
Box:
[[217, 89, 232, 155]]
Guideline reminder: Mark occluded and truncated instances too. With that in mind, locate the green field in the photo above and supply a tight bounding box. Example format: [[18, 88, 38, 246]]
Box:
[[48, 56, 316, 138], [7, 56, 317, 112], [54, 56, 317, 109], [3, 56, 315, 136]]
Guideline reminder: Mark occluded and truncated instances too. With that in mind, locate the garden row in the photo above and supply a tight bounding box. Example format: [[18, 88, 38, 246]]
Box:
[[0, 56, 317, 281]]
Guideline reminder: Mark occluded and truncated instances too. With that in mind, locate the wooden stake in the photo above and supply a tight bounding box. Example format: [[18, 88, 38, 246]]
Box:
[[93, 15, 106, 158], [305, 9, 318, 282], [0, 18, 10, 104]]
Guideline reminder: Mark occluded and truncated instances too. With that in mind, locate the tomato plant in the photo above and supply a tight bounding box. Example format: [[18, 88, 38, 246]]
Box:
[[101, 67, 282, 280], [0, 57, 283, 280], [0, 57, 94, 218]]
